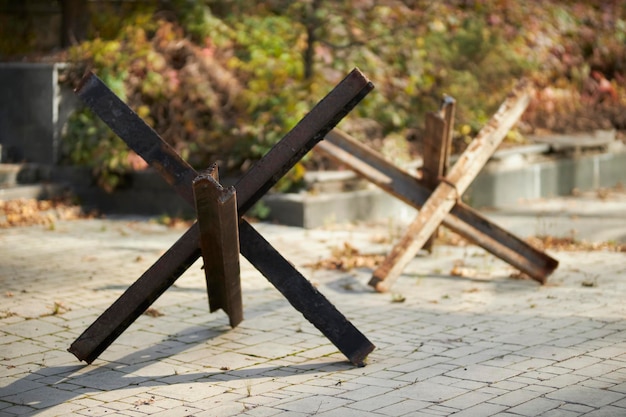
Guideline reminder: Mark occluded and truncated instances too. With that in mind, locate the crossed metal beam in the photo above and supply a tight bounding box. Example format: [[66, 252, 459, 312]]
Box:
[[317, 80, 559, 292], [68, 70, 376, 366]]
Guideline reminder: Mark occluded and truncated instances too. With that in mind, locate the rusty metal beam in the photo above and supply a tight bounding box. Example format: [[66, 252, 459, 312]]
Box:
[[440, 95, 456, 173], [421, 111, 447, 252], [369, 79, 536, 291], [317, 97, 557, 288], [69, 70, 375, 365], [423, 97, 456, 253], [239, 221, 374, 366], [193, 164, 243, 328]]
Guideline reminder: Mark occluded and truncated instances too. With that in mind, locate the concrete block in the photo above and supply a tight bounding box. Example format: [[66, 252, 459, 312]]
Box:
[[0, 63, 78, 164]]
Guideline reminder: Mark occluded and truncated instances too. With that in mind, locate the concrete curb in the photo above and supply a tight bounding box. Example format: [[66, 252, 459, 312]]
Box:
[[263, 149, 626, 228]]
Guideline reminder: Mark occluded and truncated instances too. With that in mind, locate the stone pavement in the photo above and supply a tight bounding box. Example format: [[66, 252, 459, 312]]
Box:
[[1, 192, 625, 417]]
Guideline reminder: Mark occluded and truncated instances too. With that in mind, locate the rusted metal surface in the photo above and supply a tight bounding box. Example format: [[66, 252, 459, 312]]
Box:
[[70, 70, 376, 365], [68, 223, 203, 363], [370, 79, 534, 291], [193, 164, 242, 328], [421, 111, 447, 252], [440, 95, 456, 172], [316, 134, 557, 283], [423, 97, 455, 252], [421, 112, 447, 189], [235, 69, 374, 214], [75, 73, 197, 204], [318, 86, 557, 290], [239, 220, 374, 366]]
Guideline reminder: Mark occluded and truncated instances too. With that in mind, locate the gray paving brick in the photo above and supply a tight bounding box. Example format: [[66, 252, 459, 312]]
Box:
[[449, 379, 487, 390], [580, 378, 619, 390], [375, 399, 431, 416], [388, 381, 468, 403], [545, 385, 625, 407], [276, 394, 352, 414], [539, 365, 576, 376], [560, 402, 596, 413], [588, 346, 626, 360], [26, 402, 88, 416], [439, 390, 497, 410], [488, 388, 542, 407], [535, 373, 590, 388], [540, 408, 582, 417], [507, 397, 563, 416], [240, 405, 285, 416], [314, 407, 385, 417], [1, 210, 626, 416], [346, 393, 403, 412], [580, 406, 626, 417], [337, 384, 392, 401], [517, 345, 587, 362], [448, 402, 507, 416], [445, 364, 520, 383], [575, 362, 624, 378], [509, 358, 556, 372]]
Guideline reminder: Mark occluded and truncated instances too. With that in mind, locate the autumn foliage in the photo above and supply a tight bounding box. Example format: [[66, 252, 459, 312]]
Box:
[[41, 1, 626, 190]]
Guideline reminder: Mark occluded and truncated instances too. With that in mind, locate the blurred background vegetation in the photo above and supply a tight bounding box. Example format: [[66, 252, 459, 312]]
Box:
[[1, 0, 625, 191]]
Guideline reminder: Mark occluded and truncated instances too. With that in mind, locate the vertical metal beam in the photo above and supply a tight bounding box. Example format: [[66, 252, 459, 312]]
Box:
[[440, 96, 456, 174], [193, 164, 243, 328], [421, 111, 447, 252], [423, 97, 455, 253]]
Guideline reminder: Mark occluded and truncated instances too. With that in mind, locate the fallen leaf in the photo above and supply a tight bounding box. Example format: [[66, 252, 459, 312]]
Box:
[[144, 308, 164, 317], [305, 242, 384, 272]]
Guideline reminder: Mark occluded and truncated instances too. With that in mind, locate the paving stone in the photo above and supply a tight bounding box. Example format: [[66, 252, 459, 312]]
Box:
[[1, 404, 39, 416], [574, 362, 624, 378], [580, 378, 620, 390], [275, 394, 352, 414], [1, 204, 626, 416], [517, 346, 587, 362], [540, 408, 582, 417], [28, 402, 88, 416], [449, 379, 487, 390], [4, 386, 82, 411], [446, 402, 507, 417], [545, 385, 625, 408], [444, 364, 520, 383], [336, 384, 393, 401], [348, 375, 407, 389], [588, 346, 626, 360], [375, 398, 431, 416], [488, 388, 543, 407], [345, 393, 403, 412], [439, 390, 497, 410], [387, 381, 468, 403], [144, 405, 206, 417], [510, 356, 556, 369], [539, 365, 576, 376], [314, 407, 385, 417], [579, 406, 626, 417], [535, 373, 590, 388], [422, 404, 459, 415], [506, 397, 563, 416], [559, 402, 595, 413]]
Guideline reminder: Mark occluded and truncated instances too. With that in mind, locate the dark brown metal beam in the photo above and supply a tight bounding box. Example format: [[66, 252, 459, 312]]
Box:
[[69, 70, 375, 365], [421, 111, 447, 252], [193, 164, 243, 328]]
